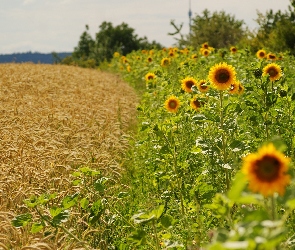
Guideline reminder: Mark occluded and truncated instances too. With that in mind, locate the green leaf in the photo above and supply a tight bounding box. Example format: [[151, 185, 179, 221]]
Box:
[[62, 193, 79, 209], [52, 210, 69, 226], [286, 198, 295, 209], [152, 204, 165, 219], [132, 212, 155, 224], [128, 229, 147, 245], [80, 197, 89, 209], [72, 179, 81, 185], [31, 223, 44, 233], [11, 213, 32, 227], [160, 214, 174, 228], [94, 177, 109, 192], [94, 182, 105, 192], [227, 172, 247, 201], [49, 207, 63, 217], [117, 192, 129, 198]]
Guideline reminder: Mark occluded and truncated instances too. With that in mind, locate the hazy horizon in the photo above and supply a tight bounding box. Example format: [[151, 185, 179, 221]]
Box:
[[0, 0, 291, 54]]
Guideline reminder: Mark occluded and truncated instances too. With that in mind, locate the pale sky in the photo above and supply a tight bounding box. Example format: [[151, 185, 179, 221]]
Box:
[[0, 0, 291, 54]]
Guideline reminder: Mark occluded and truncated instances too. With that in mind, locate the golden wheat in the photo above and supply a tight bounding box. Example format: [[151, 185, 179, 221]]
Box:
[[0, 63, 138, 249]]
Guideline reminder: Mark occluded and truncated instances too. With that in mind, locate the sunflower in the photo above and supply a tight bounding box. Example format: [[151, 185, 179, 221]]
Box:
[[127, 65, 131, 72], [147, 57, 153, 63], [202, 49, 210, 57], [197, 79, 210, 93], [201, 42, 209, 50], [181, 77, 198, 93], [145, 72, 156, 81], [242, 143, 290, 197], [267, 53, 277, 60], [237, 83, 245, 95], [161, 57, 171, 67], [190, 96, 205, 111], [173, 47, 179, 52], [113, 52, 120, 57], [256, 49, 266, 59], [121, 56, 128, 64], [191, 54, 198, 59], [164, 96, 181, 113], [208, 62, 236, 90], [262, 63, 282, 81], [230, 46, 237, 54], [229, 81, 240, 94], [168, 51, 175, 57]]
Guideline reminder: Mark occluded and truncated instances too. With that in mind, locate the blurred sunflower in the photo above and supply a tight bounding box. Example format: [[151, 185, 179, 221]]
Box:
[[208, 62, 236, 90], [113, 52, 120, 57], [161, 57, 171, 67], [127, 65, 131, 72], [191, 54, 198, 59], [237, 83, 245, 95], [201, 42, 209, 49], [256, 49, 266, 59], [121, 56, 128, 64], [229, 81, 240, 94], [262, 63, 282, 81], [242, 143, 291, 197], [197, 79, 210, 93], [230, 46, 237, 54], [147, 57, 153, 63], [181, 77, 197, 93], [190, 96, 205, 111], [267, 53, 277, 60], [202, 49, 210, 57], [145, 72, 156, 81], [164, 96, 180, 113], [169, 51, 175, 57]]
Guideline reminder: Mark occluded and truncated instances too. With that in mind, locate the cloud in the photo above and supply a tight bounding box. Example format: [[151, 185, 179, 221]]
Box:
[[23, 0, 35, 5]]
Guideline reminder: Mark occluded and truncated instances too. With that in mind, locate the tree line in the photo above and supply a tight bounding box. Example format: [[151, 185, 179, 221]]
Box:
[[62, 0, 295, 67]]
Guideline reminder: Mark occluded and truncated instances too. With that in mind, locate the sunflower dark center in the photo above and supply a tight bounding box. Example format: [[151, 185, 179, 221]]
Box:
[[163, 59, 169, 65], [268, 68, 278, 77], [259, 52, 265, 57], [215, 69, 230, 83], [186, 81, 194, 88], [193, 100, 203, 108], [148, 75, 154, 80], [200, 83, 207, 89], [168, 100, 177, 109], [255, 156, 280, 182], [269, 55, 276, 59]]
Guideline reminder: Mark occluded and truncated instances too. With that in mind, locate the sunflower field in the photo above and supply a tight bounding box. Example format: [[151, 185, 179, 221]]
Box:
[[7, 44, 295, 250], [106, 44, 295, 249]]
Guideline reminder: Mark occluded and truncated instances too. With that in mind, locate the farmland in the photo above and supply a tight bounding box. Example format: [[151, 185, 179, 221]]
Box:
[[1, 44, 295, 250]]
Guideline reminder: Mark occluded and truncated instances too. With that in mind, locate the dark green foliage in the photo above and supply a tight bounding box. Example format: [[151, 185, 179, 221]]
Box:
[[63, 22, 162, 67], [250, 0, 295, 54], [187, 9, 246, 48]]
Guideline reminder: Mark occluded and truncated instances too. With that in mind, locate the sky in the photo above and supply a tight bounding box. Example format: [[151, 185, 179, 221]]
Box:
[[0, 0, 291, 54]]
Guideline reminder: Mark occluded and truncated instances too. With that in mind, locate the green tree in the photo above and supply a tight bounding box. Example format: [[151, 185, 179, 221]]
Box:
[[185, 9, 246, 49], [73, 25, 95, 60], [63, 22, 162, 67], [251, 0, 295, 54]]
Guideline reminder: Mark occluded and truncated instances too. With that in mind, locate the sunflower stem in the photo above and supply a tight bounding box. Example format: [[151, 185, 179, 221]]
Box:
[[219, 91, 230, 191], [271, 195, 277, 221]]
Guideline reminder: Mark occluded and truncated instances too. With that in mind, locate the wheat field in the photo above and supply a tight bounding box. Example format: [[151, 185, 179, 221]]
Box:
[[0, 63, 138, 249]]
